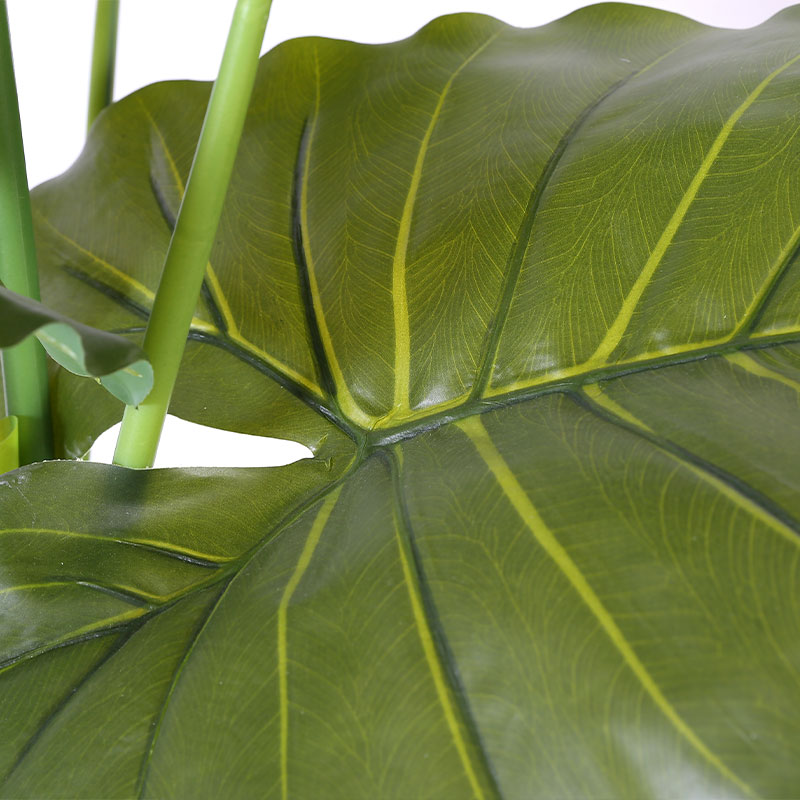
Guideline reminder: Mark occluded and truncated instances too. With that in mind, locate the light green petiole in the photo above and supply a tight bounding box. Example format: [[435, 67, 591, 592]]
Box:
[[113, 0, 273, 468], [0, 0, 53, 465], [87, 0, 120, 129]]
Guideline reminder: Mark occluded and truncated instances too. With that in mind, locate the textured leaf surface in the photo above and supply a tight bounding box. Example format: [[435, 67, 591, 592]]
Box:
[[0, 286, 152, 405], [3, 4, 800, 798]]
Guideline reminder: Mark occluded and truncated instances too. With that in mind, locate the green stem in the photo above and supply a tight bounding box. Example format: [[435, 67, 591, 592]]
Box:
[[87, 0, 119, 128], [0, 1, 53, 464], [113, 0, 273, 468]]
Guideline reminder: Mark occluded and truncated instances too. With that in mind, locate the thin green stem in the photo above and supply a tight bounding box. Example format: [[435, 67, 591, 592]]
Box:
[[113, 0, 273, 468], [87, 0, 119, 129], [0, 1, 53, 464]]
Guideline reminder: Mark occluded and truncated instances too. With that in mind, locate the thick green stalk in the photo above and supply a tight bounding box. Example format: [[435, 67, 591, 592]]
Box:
[[0, 1, 53, 464], [113, 0, 273, 468], [87, 0, 119, 128]]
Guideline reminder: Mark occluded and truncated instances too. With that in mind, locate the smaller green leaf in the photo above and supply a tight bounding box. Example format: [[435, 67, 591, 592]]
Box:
[[0, 286, 152, 406], [0, 414, 19, 473]]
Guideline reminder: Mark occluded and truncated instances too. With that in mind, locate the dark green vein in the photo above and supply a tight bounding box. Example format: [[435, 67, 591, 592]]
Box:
[[0, 624, 141, 788], [48, 256, 358, 441], [0, 625, 128, 675], [291, 116, 337, 401], [133, 464, 360, 795], [149, 169, 229, 334], [472, 44, 686, 398], [122, 537, 227, 569], [4, 578, 173, 609], [135, 583, 230, 797], [186, 330, 360, 443], [456, 413, 756, 797], [370, 331, 800, 447], [149, 169, 178, 229], [0, 527, 227, 569], [742, 226, 800, 334], [199, 280, 229, 333], [571, 389, 800, 540], [0, 572, 232, 679], [385, 450, 503, 800], [62, 580, 154, 608], [110, 326, 148, 335], [1, 464, 359, 793], [60, 264, 151, 321]]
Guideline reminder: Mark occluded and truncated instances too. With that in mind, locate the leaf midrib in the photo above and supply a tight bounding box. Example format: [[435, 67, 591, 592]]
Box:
[[368, 331, 800, 445], [392, 30, 500, 413]]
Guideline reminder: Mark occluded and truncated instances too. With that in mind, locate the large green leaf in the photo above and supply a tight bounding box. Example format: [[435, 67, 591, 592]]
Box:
[[3, 4, 800, 797]]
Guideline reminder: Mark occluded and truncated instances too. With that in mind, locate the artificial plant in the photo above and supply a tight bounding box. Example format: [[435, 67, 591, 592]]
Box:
[[2, 2, 800, 798]]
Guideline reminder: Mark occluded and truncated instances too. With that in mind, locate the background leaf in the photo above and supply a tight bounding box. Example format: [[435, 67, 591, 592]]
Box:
[[3, 5, 800, 797], [0, 416, 18, 473], [0, 286, 152, 406]]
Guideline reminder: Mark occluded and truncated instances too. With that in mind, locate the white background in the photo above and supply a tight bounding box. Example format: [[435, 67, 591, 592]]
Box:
[[8, 0, 795, 193], [4, 0, 796, 466]]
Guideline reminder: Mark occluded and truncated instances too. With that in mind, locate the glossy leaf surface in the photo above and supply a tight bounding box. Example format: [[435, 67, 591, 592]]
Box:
[[3, 5, 800, 797], [0, 286, 152, 406]]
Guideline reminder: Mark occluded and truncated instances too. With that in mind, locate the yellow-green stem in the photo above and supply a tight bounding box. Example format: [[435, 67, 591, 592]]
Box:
[[87, 0, 119, 128], [113, 0, 273, 468], [0, 0, 53, 464]]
